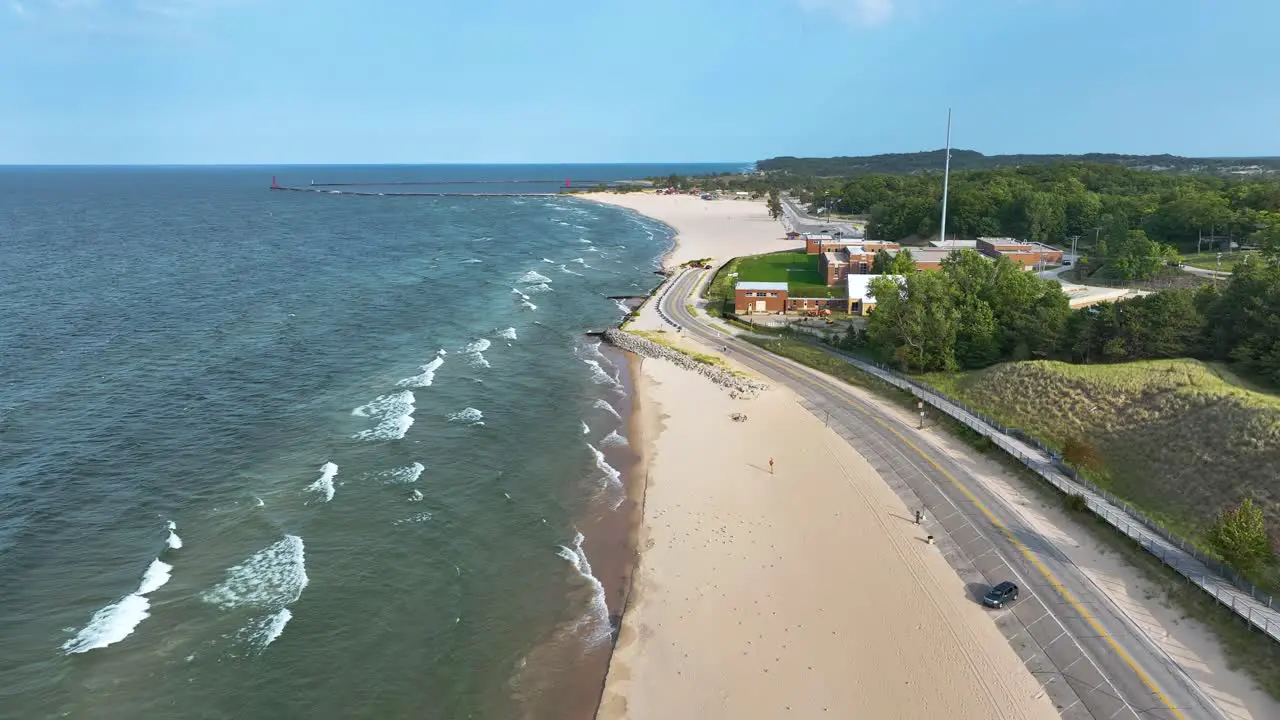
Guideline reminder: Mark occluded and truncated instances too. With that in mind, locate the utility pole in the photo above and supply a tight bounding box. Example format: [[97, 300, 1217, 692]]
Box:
[[1216, 252, 1222, 287], [939, 109, 953, 244], [1068, 235, 1081, 266], [917, 399, 925, 429]]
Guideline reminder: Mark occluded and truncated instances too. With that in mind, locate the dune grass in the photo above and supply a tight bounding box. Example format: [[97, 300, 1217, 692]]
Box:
[[918, 359, 1280, 588]]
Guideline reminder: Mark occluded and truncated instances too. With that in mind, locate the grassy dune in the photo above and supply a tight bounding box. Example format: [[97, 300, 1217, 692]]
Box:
[[921, 360, 1280, 546]]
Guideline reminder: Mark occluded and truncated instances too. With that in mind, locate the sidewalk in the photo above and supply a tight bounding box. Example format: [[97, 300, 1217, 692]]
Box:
[[828, 348, 1280, 645]]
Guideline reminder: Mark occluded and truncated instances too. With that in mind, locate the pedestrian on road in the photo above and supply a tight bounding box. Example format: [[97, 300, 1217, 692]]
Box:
[[769, 457, 775, 475]]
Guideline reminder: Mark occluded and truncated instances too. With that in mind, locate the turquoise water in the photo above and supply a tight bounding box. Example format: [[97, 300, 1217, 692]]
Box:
[[0, 166, 727, 718]]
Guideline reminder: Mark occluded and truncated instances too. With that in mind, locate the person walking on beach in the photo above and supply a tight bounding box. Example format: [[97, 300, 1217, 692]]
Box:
[[769, 457, 775, 475], [914, 509, 924, 525]]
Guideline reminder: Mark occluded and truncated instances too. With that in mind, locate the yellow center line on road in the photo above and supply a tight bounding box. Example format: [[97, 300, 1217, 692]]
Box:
[[690, 316, 1187, 719]]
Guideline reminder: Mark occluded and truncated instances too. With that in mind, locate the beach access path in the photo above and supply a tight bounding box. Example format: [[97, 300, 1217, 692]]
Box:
[[579, 192, 1279, 720]]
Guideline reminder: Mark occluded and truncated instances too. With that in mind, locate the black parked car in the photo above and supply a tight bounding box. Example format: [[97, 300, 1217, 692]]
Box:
[[983, 581, 1019, 608]]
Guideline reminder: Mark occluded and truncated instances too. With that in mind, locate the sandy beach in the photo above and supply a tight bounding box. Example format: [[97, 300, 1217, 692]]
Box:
[[581, 192, 1280, 720], [580, 192, 1058, 719], [578, 193, 802, 269]]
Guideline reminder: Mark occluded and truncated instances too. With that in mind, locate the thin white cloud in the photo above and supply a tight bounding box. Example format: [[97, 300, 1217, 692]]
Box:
[[9, 0, 248, 32], [798, 0, 896, 27]]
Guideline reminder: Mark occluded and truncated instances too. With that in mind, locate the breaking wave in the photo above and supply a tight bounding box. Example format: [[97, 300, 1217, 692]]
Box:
[[498, 327, 517, 341], [554, 532, 612, 647], [137, 558, 173, 595], [521, 300, 537, 311], [305, 462, 338, 503], [524, 282, 553, 294], [235, 608, 292, 654], [447, 407, 485, 426], [166, 520, 183, 550], [581, 421, 590, 435], [601, 430, 629, 448], [61, 557, 174, 654], [518, 270, 552, 284], [558, 264, 584, 276], [61, 594, 152, 655], [593, 398, 621, 421], [587, 443, 623, 494], [464, 338, 491, 368], [398, 352, 445, 388], [352, 391, 416, 440], [202, 535, 309, 610], [382, 462, 425, 484]]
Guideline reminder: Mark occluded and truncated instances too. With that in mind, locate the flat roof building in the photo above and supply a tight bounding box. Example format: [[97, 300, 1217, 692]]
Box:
[[847, 274, 905, 316], [976, 238, 1064, 269], [734, 281, 789, 315]]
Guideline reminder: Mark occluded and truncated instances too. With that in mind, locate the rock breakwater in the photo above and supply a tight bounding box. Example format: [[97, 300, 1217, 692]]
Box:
[[602, 329, 768, 399]]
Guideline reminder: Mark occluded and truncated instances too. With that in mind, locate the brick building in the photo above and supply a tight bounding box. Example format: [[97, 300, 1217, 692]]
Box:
[[734, 281, 788, 314], [977, 237, 1064, 269]]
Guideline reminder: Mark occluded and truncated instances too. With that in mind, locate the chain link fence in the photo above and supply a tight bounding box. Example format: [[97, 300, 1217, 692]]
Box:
[[823, 347, 1280, 643]]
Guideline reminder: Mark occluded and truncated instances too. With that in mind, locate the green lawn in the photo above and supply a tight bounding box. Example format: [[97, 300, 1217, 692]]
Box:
[[1181, 251, 1259, 272], [734, 251, 846, 299]]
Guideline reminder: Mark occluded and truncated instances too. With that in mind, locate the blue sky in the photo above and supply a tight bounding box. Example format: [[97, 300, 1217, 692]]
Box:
[[3, 0, 1278, 164]]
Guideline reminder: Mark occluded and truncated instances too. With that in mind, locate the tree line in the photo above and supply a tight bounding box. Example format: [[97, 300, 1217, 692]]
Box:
[[847, 250, 1280, 385], [756, 150, 1280, 178], [833, 164, 1279, 252]]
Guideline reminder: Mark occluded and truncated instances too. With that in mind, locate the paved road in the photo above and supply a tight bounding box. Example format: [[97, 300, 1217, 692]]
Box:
[[659, 268, 1226, 720], [780, 194, 862, 237]]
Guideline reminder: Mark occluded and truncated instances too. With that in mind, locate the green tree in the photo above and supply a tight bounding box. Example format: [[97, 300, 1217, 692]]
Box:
[[1108, 229, 1176, 281], [1207, 498, 1275, 575], [866, 272, 960, 372], [889, 248, 917, 273], [766, 190, 783, 221], [871, 249, 895, 273]]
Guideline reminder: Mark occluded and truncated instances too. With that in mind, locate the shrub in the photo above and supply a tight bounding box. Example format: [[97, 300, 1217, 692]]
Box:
[[1063, 493, 1090, 513]]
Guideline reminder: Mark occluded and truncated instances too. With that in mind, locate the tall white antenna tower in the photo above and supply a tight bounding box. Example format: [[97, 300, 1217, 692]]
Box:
[[939, 109, 953, 243]]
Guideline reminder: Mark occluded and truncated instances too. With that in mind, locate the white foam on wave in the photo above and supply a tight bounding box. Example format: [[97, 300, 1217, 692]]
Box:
[[587, 444, 623, 494], [581, 421, 590, 435], [236, 608, 292, 653], [305, 462, 337, 503], [202, 535, 309, 610], [398, 354, 445, 388], [524, 282, 553, 294], [394, 511, 433, 525], [541, 257, 555, 264], [613, 299, 630, 315], [61, 593, 152, 654], [558, 264, 584, 277], [61, 555, 174, 654], [166, 520, 183, 550], [601, 430, 629, 448], [593, 399, 621, 421], [585, 340, 612, 366], [554, 532, 612, 647], [137, 558, 173, 595], [447, 407, 485, 426], [408, 489, 424, 503], [581, 358, 620, 389], [463, 338, 491, 368], [518, 270, 552, 285], [578, 237, 591, 244], [521, 299, 537, 311], [460, 258, 483, 264], [352, 391, 416, 440], [498, 327, 517, 341], [383, 462, 425, 485]]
